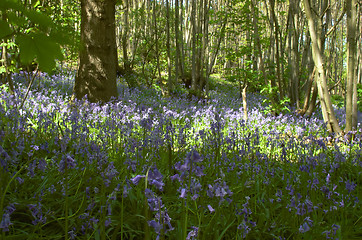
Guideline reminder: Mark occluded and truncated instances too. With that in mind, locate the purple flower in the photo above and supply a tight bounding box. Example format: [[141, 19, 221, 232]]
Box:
[[170, 173, 181, 182], [237, 221, 251, 238], [58, 155, 76, 173], [131, 175, 145, 185], [104, 162, 119, 180], [0, 214, 12, 232], [345, 180, 357, 193], [105, 217, 112, 227], [148, 167, 164, 191], [0, 204, 16, 231], [28, 202, 47, 225], [207, 204, 215, 213], [148, 220, 162, 235], [299, 222, 310, 233], [186, 226, 198, 240], [150, 180, 165, 191], [68, 229, 77, 239], [180, 188, 187, 198]]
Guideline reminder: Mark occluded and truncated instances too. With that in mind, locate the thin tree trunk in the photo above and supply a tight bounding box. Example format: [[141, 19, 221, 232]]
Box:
[[203, 0, 210, 96], [208, 12, 228, 76], [166, 0, 173, 94], [153, 0, 162, 84], [305, 81, 318, 117], [250, 0, 268, 86], [300, 67, 315, 115], [303, 0, 342, 133], [269, 0, 283, 98], [191, 0, 197, 92], [345, 0, 358, 131], [287, 0, 300, 107], [122, 0, 131, 72], [175, 0, 180, 87]]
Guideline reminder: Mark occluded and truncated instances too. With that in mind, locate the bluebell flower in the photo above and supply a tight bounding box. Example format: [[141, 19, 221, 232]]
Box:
[[180, 188, 187, 198], [299, 217, 312, 233], [131, 175, 145, 185], [345, 180, 356, 193], [0, 214, 12, 232], [68, 229, 77, 239], [186, 226, 198, 240], [326, 173, 331, 184], [28, 202, 47, 225], [58, 155, 76, 173], [148, 167, 164, 191], [207, 204, 215, 213], [237, 221, 251, 238]]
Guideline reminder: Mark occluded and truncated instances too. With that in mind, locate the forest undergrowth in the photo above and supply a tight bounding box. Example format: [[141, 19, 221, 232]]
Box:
[[0, 72, 361, 240]]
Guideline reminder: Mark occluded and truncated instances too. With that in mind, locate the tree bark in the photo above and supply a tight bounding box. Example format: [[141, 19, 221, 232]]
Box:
[[122, 0, 131, 72], [250, 0, 268, 86], [303, 0, 342, 133], [345, 0, 358, 131], [287, 0, 300, 107], [174, 0, 180, 87], [191, 0, 197, 92], [166, 0, 173, 94], [269, 0, 283, 98], [74, 0, 118, 103]]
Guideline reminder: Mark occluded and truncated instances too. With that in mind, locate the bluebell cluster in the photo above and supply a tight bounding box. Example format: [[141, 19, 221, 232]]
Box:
[[0, 72, 361, 239]]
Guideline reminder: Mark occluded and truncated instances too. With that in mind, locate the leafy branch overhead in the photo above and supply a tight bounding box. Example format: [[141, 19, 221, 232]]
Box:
[[0, 0, 73, 73]]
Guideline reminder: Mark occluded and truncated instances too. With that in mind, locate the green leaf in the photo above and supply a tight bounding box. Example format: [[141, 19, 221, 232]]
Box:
[[0, 20, 12, 39], [24, 8, 53, 28], [0, 0, 20, 10], [7, 11, 27, 27], [16, 34, 37, 65], [0, 66, 6, 74], [33, 33, 63, 72]]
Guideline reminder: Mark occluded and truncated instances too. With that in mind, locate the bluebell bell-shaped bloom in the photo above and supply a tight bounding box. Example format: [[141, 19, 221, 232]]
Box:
[[186, 226, 198, 240], [131, 175, 145, 185], [148, 167, 165, 191], [207, 204, 215, 213], [180, 188, 187, 199], [237, 221, 251, 238], [58, 155, 76, 173], [345, 180, 357, 193], [28, 202, 47, 225], [0, 214, 12, 232]]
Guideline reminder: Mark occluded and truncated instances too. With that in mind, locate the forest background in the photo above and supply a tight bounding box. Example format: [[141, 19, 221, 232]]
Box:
[[0, 0, 361, 134], [0, 0, 362, 239]]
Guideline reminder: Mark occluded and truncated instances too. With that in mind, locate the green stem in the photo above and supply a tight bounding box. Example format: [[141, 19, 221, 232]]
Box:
[[183, 200, 188, 240], [144, 168, 150, 240], [1, 163, 28, 238], [121, 190, 124, 240], [65, 166, 69, 240]]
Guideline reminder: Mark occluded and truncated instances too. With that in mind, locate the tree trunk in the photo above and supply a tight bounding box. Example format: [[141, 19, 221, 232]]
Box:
[[345, 0, 358, 131], [203, 0, 210, 96], [287, 0, 300, 107], [303, 0, 341, 133], [250, 0, 268, 86], [269, 0, 283, 98], [175, 0, 180, 87], [191, 0, 197, 92], [74, 0, 118, 103], [166, 0, 173, 94], [122, 0, 131, 72]]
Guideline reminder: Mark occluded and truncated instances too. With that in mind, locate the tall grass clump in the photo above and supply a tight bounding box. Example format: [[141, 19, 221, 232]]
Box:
[[0, 72, 361, 239]]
